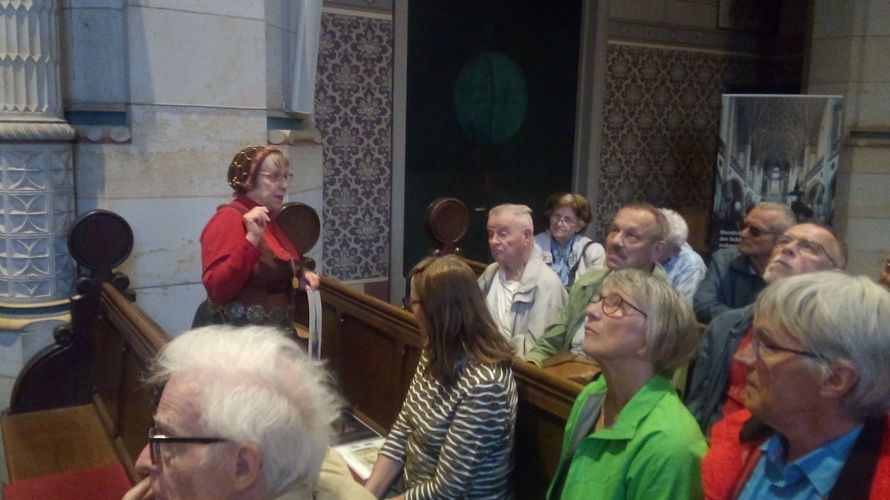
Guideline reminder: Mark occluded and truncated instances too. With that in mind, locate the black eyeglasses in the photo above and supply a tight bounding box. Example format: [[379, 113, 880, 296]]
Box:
[[775, 234, 838, 267], [593, 293, 647, 318], [742, 222, 781, 238], [751, 335, 821, 362], [147, 426, 229, 465]]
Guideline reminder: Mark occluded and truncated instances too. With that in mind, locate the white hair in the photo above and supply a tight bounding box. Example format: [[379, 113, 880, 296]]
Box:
[[657, 208, 689, 248], [489, 203, 534, 233], [148, 325, 342, 496], [754, 271, 890, 419], [755, 202, 796, 232]]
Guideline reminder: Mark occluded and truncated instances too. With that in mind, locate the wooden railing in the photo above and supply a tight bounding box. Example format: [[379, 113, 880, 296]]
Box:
[[4, 272, 580, 498]]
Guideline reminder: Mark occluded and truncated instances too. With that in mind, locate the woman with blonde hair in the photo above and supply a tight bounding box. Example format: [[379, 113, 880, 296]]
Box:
[[365, 255, 517, 499], [548, 269, 706, 499]]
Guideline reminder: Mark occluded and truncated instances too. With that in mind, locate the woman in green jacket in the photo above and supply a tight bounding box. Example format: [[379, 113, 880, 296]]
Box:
[[548, 269, 707, 499]]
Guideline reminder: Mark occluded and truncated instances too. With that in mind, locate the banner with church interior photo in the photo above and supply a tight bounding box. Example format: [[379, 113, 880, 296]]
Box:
[[710, 94, 844, 251]]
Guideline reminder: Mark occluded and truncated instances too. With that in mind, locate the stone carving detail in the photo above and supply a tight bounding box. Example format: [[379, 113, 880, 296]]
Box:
[[0, 0, 64, 118], [78, 125, 131, 144], [0, 147, 75, 302], [0, 123, 75, 142], [1, 0, 76, 306]]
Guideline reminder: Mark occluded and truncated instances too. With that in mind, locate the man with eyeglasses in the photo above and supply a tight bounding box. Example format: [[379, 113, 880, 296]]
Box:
[[526, 202, 668, 367], [693, 202, 795, 323], [686, 221, 846, 434], [123, 325, 372, 500], [701, 271, 890, 499]]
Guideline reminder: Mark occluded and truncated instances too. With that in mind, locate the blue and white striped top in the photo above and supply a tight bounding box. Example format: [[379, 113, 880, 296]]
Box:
[[379, 352, 518, 499]]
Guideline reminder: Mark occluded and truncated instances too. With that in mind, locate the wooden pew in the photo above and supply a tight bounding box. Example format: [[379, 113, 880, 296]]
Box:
[[316, 275, 582, 499], [1, 211, 168, 496], [3, 205, 580, 499], [3, 266, 577, 499]]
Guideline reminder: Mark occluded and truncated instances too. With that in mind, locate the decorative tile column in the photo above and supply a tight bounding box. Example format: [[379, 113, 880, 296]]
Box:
[[0, 0, 76, 329]]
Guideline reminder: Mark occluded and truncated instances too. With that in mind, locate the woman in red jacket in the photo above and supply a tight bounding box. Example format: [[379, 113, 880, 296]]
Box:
[[702, 271, 890, 499], [196, 146, 319, 330]]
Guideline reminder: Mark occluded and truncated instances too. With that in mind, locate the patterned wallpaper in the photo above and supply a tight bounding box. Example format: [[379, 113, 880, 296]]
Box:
[[594, 42, 799, 241], [313, 12, 799, 280], [315, 12, 393, 281]]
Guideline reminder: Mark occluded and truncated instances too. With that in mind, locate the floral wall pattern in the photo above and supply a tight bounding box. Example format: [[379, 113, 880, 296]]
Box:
[[313, 13, 800, 278], [315, 12, 393, 281], [594, 42, 799, 241]]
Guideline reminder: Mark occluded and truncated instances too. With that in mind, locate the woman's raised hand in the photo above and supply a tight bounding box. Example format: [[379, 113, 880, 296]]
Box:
[[243, 206, 271, 246]]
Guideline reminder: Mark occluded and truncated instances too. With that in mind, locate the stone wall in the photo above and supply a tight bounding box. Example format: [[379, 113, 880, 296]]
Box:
[[807, 0, 890, 278], [63, 1, 324, 335]]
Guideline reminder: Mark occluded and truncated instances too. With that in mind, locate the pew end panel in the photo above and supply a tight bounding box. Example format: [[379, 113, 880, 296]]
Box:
[[6, 277, 105, 414], [3, 209, 171, 490], [511, 360, 582, 499]]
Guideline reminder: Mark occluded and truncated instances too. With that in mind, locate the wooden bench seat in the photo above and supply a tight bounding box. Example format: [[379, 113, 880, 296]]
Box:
[[2, 404, 118, 482], [3, 463, 131, 500], [2, 280, 166, 491]]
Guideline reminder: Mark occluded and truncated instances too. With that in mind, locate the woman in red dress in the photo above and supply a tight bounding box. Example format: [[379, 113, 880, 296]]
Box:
[[196, 146, 319, 329]]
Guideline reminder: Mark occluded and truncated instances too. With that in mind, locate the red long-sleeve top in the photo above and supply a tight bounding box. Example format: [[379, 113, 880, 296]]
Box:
[[200, 196, 301, 304]]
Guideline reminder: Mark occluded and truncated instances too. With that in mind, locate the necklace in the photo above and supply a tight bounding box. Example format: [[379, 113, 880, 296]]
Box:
[[289, 256, 300, 289]]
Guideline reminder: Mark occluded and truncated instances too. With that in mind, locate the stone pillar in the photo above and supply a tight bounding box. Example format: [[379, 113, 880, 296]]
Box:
[[0, 0, 76, 331], [807, 0, 890, 278]]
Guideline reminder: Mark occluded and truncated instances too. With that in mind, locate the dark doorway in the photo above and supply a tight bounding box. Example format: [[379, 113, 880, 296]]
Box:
[[403, 0, 583, 272]]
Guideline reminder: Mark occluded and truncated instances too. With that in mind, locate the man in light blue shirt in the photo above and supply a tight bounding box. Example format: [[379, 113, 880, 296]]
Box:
[[657, 208, 706, 301], [739, 424, 863, 499]]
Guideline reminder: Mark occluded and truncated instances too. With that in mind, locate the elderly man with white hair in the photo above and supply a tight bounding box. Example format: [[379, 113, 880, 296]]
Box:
[[124, 325, 372, 500], [656, 208, 706, 300], [702, 271, 890, 499], [479, 203, 567, 358], [686, 221, 846, 434]]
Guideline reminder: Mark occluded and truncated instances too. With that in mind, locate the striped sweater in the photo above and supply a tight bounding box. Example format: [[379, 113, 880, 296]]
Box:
[[379, 352, 518, 499]]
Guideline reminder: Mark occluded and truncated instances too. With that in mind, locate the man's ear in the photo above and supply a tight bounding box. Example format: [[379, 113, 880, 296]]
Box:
[[820, 360, 859, 401], [231, 443, 263, 492]]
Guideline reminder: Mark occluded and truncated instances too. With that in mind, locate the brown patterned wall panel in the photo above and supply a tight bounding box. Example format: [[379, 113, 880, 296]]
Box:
[[594, 42, 800, 241], [316, 13, 393, 281]]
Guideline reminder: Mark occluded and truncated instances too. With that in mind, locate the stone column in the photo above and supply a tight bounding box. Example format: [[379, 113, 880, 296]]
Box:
[[807, 0, 890, 277], [0, 0, 76, 332]]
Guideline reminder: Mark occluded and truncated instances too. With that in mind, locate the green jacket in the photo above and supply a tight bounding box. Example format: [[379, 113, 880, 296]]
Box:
[[548, 374, 707, 500], [525, 264, 667, 366]]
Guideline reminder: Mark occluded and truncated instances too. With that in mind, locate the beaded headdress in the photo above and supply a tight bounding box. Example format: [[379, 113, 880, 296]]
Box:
[[227, 146, 282, 191]]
